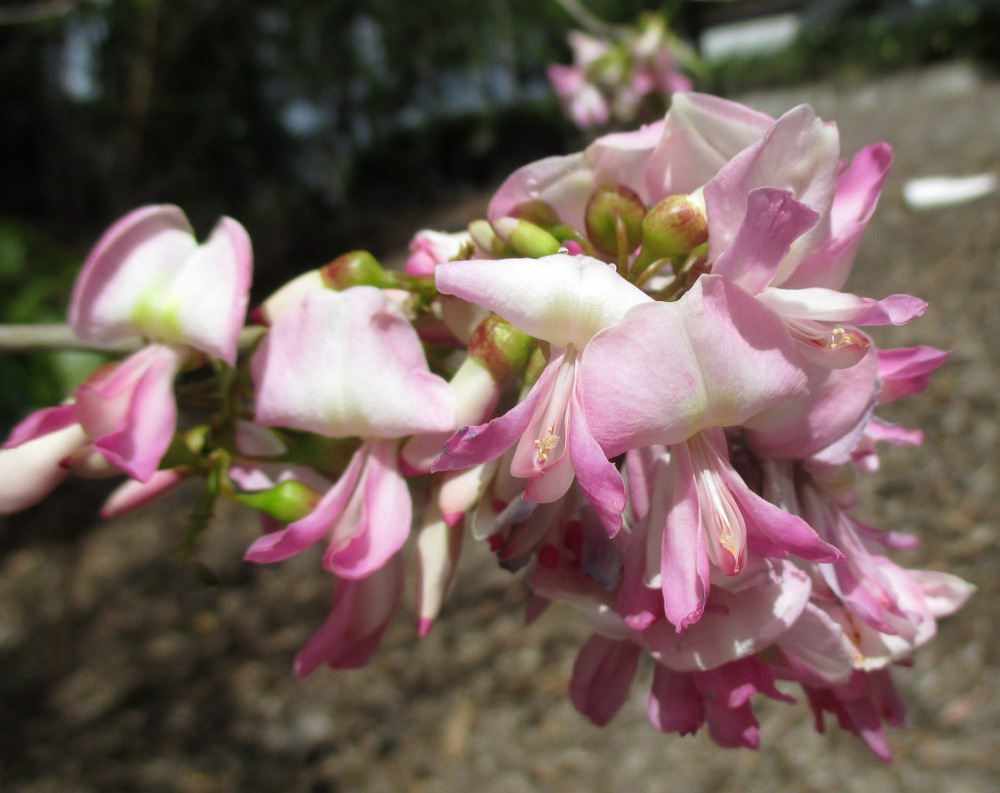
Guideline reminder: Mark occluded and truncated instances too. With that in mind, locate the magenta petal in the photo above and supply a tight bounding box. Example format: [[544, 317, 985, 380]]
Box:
[[646, 665, 704, 735], [784, 142, 893, 291], [569, 634, 642, 726], [4, 404, 79, 449], [568, 387, 626, 536], [711, 187, 820, 294], [294, 553, 404, 676], [77, 344, 182, 482], [704, 105, 840, 279], [326, 439, 412, 579], [724, 470, 842, 563], [433, 360, 556, 472], [877, 345, 949, 404], [244, 446, 366, 564]]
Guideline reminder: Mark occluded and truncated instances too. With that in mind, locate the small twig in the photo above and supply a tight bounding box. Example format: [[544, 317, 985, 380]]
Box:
[[551, 0, 624, 40], [0, 324, 267, 355], [0, 0, 76, 26]]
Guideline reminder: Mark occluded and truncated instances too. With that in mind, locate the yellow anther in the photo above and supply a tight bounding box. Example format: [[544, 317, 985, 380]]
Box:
[[534, 425, 559, 464], [827, 327, 868, 350]]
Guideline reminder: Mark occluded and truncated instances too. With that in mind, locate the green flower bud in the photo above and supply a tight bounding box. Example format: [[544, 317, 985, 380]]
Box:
[[491, 217, 563, 259], [468, 219, 514, 257], [231, 479, 321, 524], [467, 313, 534, 386], [509, 199, 560, 228], [584, 185, 645, 258], [633, 193, 708, 275], [320, 250, 394, 290]]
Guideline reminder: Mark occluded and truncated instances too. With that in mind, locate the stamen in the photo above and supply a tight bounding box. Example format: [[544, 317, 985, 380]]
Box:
[[809, 326, 869, 351], [534, 425, 559, 463]]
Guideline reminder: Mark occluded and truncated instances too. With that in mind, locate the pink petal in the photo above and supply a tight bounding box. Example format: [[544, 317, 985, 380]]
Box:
[[100, 468, 188, 518], [294, 553, 404, 676], [0, 423, 86, 513], [76, 344, 183, 481], [646, 665, 704, 735], [567, 386, 626, 536], [252, 287, 455, 439], [645, 560, 812, 671], [582, 275, 808, 457], [70, 206, 252, 362], [784, 143, 893, 290], [435, 255, 650, 351], [433, 358, 556, 472], [704, 104, 840, 281], [710, 187, 820, 294], [569, 634, 642, 726], [326, 439, 412, 579], [244, 445, 366, 563], [744, 347, 878, 462], [70, 205, 196, 344], [876, 345, 949, 404], [645, 92, 774, 200]]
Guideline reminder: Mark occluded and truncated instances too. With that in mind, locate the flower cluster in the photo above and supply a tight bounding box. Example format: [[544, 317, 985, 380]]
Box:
[[0, 92, 971, 760], [548, 14, 694, 129]]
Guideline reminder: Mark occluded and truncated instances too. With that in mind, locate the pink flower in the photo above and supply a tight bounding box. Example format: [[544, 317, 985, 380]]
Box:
[[432, 253, 651, 536], [1, 205, 253, 513], [246, 287, 455, 578], [1, 344, 183, 511], [295, 552, 405, 675], [70, 204, 252, 365], [404, 229, 474, 278]]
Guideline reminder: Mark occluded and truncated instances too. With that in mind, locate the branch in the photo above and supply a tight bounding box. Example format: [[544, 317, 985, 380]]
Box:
[[0, 324, 266, 355], [0, 0, 76, 26], [551, 0, 624, 40]]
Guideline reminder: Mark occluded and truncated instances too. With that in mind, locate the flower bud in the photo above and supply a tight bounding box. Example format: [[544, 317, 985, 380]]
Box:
[[490, 217, 563, 259], [509, 199, 561, 229], [255, 270, 327, 325], [231, 478, 321, 524], [320, 250, 394, 290], [468, 219, 513, 257], [584, 185, 645, 258], [468, 313, 535, 386], [633, 192, 708, 275]]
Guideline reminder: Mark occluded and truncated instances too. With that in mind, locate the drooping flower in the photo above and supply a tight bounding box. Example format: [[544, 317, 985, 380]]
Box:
[[245, 286, 455, 578]]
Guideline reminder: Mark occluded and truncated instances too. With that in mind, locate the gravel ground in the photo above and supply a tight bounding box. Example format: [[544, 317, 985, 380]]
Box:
[[2, 62, 999, 793]]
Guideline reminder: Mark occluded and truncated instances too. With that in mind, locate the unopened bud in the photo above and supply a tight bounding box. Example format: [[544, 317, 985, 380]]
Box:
[[491, 217, 563, 259], [468, 219, 514, 257], [256, 270, 327, 325], [509, 199, 560, 228], [584, 185, 645, 258], [634, 192, 708, 274], [468, 313, 534, 386], [320, 250, 394, 290], [231, 478, 321, 523]]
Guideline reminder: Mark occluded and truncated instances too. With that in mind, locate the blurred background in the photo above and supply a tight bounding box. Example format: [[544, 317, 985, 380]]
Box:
[[2, 1, 1000, 791]]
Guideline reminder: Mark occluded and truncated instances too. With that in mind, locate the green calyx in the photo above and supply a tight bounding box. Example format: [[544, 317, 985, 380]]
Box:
[[468, 313, 535, 386], [230, 479, 321, 524], [632, 193, 708, 277]]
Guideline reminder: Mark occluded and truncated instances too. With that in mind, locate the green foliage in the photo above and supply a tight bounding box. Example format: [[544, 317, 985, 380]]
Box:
[[0, 219, 104, 428]]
